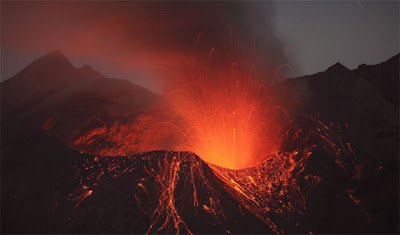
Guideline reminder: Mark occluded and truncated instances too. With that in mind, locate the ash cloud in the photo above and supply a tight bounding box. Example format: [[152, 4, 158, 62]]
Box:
[[2, 1, 288, 91]]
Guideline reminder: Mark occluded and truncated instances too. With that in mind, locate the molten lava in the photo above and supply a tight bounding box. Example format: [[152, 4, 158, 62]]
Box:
[[49, 48, 361, 234], [164, 53, 285, 169], [62, 114, 360, 234], [53, 50, 286, 170]]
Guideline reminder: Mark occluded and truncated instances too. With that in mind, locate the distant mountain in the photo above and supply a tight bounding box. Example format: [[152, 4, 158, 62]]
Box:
[[273, 53, 399, 162], [272, 53, 399, 233], [354, 54, 399, 106], [2, 50, 158, 119], [1, 50, 159, 153], [2, 50, 103, 118], [273, 54, 398, 131]]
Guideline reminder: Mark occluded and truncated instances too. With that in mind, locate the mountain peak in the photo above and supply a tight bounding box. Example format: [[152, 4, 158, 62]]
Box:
[[7, 50, 76, 85], [357, 64, 368, 70], [18, 50, 75, 76], [39, 50, 71, 64], [325, 62, 349, 73]]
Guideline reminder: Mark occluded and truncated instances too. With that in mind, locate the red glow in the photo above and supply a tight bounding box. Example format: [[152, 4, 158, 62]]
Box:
[[50, 49, 287, 170], [65, 115, 360, 234], [164, 55, 285, 169], [3, 1, 287, 91], [51, 52, 360, 232]]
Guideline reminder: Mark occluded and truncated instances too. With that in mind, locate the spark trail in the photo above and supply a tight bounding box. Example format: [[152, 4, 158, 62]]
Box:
[[51, 51, 360, 234]]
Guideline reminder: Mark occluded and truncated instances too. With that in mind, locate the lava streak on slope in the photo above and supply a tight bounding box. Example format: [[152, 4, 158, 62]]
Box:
[[49, 52, 361, 234], [211, 115, 360, 233], [55, 113, 359, 234]]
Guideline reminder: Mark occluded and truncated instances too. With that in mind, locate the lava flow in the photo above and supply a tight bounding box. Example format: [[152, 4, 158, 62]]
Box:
[[63, 114, 359, 234], [52, 50, 360, 234]]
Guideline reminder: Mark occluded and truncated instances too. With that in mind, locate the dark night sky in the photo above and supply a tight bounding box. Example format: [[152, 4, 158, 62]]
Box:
[[275, 0, 399, 76], [1, 1, 398, 92]]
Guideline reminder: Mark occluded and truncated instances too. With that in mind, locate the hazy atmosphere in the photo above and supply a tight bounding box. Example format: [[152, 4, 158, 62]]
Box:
[[2, 1, 398, 92], [2, 1, 399, 234]]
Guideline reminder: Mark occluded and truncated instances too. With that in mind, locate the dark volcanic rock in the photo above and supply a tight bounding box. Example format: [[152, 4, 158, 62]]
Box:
[[355, 54, 399, 106], [1, 50, 158, 125], [1, 52, 399, 234], [48, 151, 273, 234], [325, 62, 350, 73], [272, 53, 399, 233], [1, 51, 159, 233], [1, 50, 159, 154]]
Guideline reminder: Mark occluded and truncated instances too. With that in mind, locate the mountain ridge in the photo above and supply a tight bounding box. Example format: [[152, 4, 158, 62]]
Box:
[[1, 52, 398, 234], [0, 50, 159, 151], [325, 62, 349, 73]]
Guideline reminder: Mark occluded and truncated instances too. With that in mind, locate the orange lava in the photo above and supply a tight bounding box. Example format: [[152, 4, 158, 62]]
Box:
[[63, 115, 360, 234], [165, 53, 285, 169]]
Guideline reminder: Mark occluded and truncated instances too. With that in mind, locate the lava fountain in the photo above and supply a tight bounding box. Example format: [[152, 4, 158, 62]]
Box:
[[53, 48, 360, 234], [163, 50, 285, 169]]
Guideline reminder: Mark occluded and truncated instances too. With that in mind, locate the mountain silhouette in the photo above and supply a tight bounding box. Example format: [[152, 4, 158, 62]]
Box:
[[1, 50, 159, 150], [355, 53, 399, 106], [325, 62, 350, 73], [1, 52, 398, 234], [272, 53, 399, 233]]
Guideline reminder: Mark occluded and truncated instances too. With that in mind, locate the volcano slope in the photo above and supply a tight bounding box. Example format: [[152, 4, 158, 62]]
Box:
[[45, 111, 365, 234], [272, 53, 399, 233], [1, 52, 399, 234], [0, 51, 158, 233]]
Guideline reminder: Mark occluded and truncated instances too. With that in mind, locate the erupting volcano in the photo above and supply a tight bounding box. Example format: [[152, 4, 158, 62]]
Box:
[[2, 1, 399, 234], [38, 50, 361, 234], [155, 55, 285, 169]]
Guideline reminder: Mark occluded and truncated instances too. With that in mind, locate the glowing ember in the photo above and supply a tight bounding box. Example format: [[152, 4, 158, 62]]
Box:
[[162, 52, 285, 169], [56, 51, 286, 170], [49, 49, 361, 234], [60, 114, 359, 234]]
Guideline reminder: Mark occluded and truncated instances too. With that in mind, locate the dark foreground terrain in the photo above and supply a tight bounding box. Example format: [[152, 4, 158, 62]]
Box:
[[1, 52, 398, 233]]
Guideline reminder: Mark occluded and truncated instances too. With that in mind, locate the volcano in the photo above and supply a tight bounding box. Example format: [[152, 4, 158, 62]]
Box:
[[1, 52, 399, 234]]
